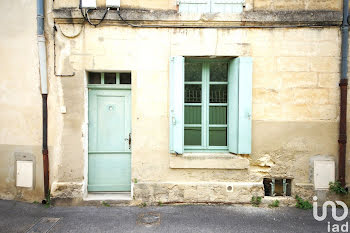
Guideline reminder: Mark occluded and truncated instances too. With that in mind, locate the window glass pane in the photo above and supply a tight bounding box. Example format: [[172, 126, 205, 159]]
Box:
[[185, 106, 201, 124], [120, 73, 131, 84], [185, 84, 201, 103], [104, 73, 116, 84], [209, 127, 227, 146], [210, 62, 228, 82], [209, 106, 227, 124], [89, 72, 101, 84], [210, 85, 227, 103], [184, 127, 201, 146], [185, 62, 202, 82]]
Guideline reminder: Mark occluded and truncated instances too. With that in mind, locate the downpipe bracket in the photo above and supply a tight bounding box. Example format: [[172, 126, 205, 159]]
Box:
[[338, 137, 347, 144], [339, 79, 348, 86]]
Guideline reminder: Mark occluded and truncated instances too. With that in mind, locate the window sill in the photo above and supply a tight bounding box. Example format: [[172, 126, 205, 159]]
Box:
[[169, 153, 249, 170]]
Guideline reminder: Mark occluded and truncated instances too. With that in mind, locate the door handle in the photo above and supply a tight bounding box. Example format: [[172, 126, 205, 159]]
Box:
[[124, 133, 131, 150]]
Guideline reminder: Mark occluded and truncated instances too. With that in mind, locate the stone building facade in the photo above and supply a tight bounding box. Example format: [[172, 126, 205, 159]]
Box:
[[0, 0, 348, 204]]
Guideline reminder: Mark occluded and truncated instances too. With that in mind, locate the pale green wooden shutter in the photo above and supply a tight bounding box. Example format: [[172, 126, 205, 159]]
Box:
[[211, 0, 245, 13], [178, 0, 243, 13], [169, 56, 185, 154], [178, 0, 210, 13], [228, 57, 252, 154]]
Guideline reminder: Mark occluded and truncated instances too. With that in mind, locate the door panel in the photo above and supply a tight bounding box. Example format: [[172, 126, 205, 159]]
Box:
[[88, 89, 131, 192], [88, 153, 131, 191], [96, 95, 125, 151]]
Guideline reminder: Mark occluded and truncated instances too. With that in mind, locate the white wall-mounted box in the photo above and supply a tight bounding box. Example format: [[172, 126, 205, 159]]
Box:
[[314, 160, 335, 190], [16, 161, 33, 188], [81, 0, 96, 9], [106, 0, 120, 8]]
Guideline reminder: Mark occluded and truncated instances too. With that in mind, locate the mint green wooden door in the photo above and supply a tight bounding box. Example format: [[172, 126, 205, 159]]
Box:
[[88, 89, 131, 192]]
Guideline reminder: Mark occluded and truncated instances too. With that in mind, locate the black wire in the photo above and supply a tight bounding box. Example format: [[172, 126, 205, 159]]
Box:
[[117, 9, 142, 28], [80, 8, 88, 21], [80, 8, 110, 27], [53, 23, 75, 77]]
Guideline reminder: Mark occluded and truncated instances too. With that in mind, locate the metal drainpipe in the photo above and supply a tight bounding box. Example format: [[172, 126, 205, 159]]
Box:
[[37, 0, 49, 198], [339, 0, 349, 187]]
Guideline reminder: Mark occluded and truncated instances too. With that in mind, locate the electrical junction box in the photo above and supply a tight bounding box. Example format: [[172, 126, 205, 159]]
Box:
[[81, 0, 96, 9], [314, 160, 335, 190], [16, 161, 33, 188], [106, 0, 120, 8]]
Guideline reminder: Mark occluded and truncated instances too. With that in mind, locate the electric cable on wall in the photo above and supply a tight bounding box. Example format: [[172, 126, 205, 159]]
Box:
[[81, 8, 110, 27]]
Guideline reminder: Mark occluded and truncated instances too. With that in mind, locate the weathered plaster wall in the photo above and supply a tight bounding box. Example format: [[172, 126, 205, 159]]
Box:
[[0, 0, 348, 204], [0, 0, 44, 201], [48, 21, 346, 203], [52, 0, 341, 11], [254, 0, 342, 11]]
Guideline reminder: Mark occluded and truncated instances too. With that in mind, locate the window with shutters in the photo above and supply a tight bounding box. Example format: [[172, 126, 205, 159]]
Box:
[[184, 59, 229, 150], [177, 0, 245, 14], [169, 56, 252, 155]]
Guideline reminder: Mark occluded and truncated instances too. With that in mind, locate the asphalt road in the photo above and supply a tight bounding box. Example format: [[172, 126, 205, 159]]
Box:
[[0, 199, 348, 233]]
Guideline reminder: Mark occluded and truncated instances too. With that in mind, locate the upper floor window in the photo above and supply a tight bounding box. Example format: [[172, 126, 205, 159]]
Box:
[[177, 0, 245, 14]]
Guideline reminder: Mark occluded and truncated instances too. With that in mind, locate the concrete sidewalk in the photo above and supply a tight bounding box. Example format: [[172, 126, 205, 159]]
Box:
[[0, 199, 346, 233]]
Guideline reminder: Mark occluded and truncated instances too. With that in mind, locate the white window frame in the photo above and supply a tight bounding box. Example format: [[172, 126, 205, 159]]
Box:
[[184, 59, 229, 152]]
